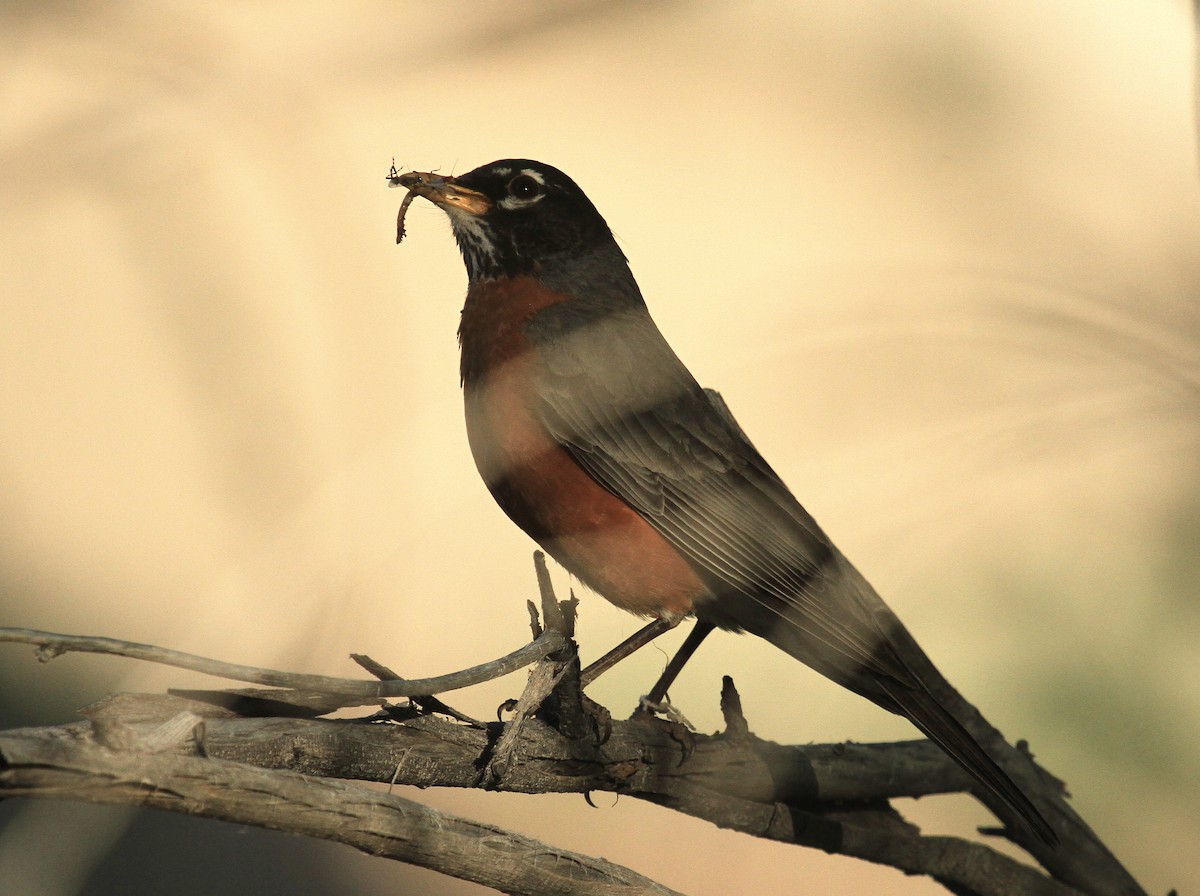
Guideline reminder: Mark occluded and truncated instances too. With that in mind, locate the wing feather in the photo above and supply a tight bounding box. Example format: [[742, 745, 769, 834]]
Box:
[[528, 306, 914, 689]]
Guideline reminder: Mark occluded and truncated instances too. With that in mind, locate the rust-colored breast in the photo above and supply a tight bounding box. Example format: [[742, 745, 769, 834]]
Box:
[[458, 276, 705, 619]]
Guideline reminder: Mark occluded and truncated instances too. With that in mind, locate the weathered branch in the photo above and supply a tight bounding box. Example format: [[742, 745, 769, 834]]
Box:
[[0, 626, 566, 703], [0, 553, 1153, 896], [2, 693, 1080, 896], [0, 720, 681, 896]]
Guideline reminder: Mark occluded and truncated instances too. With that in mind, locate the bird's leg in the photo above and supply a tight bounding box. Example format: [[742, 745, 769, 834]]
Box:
[[640, 619, 716, 709], [579, 617, 678, 687]]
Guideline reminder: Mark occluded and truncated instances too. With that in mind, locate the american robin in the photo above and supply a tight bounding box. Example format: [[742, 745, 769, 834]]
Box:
[[392, 159, 1057, 847]]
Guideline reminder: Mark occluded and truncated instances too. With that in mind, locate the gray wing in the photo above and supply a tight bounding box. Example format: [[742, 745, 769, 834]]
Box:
[[527, 306, 916, 694], [525, 304, 1058, 844]]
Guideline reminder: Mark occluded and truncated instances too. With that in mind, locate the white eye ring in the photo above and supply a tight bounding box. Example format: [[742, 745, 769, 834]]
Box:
[[498, 169, 546, 209], [508, 174, 541, 199]]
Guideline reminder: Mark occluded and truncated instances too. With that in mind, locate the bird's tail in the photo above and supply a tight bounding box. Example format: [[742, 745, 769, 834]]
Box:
[[875, 668, 1058, 846], [760, 549, 1059, 847]]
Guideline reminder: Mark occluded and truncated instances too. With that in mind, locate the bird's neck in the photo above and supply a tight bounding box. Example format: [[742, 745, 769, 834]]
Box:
[[457, 275, 572, 387], [457, 244, 646, 388]]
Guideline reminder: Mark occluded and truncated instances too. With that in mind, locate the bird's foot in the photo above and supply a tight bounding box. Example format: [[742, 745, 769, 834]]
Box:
[[633, 695, 696, 731], [631, 696, 697, 762]]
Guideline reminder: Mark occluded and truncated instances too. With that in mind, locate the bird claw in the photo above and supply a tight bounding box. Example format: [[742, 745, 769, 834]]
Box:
[[634, 695, 695, 731], [632, 697, 697, 762]]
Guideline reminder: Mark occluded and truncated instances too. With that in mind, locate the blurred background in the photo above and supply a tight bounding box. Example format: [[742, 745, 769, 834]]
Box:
[[2, 1, 1197, 893]]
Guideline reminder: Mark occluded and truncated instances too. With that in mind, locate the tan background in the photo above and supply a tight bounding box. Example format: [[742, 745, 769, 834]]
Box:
[[2, 2, 1197, 893]]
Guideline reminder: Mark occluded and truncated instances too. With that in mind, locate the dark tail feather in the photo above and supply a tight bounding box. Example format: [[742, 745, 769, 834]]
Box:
[[881, 680, 1058, 846]]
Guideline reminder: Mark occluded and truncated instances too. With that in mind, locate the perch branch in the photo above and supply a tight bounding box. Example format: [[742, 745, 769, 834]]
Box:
[[0, 721, 681, 896], [1, 696, 1082, 896], [0, 555, 1151, 896]]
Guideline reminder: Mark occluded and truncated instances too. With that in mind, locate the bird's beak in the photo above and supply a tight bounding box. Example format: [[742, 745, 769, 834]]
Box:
[[390, 171, 491, 216]]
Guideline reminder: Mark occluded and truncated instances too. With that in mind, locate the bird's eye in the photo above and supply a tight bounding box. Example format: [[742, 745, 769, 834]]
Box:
[[507, 174, 542, 200]]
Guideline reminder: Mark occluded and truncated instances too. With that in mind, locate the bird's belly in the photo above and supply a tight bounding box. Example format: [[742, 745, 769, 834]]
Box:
[[463, 363, 704, 619]]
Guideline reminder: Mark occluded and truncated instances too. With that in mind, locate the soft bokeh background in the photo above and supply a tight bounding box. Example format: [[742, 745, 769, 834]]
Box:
[[2, 2, 1197, 894]]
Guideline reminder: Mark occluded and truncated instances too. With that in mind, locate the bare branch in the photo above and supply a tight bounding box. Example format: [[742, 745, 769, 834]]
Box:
[[0, 720, 682, 896], [1, 691, 1101, 896], [0, 626, 567, 703], [0, 592, 1152, 896]]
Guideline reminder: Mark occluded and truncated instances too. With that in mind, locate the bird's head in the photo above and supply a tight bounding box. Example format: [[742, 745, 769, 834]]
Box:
[[392, 159, 622, 283]]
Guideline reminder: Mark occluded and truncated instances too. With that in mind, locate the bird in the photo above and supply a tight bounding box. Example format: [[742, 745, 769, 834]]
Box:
[[391, 158, 1057, 847]]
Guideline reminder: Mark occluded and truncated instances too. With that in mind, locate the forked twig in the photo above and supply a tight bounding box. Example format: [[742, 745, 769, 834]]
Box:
[[0, 627, 567, 706]]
